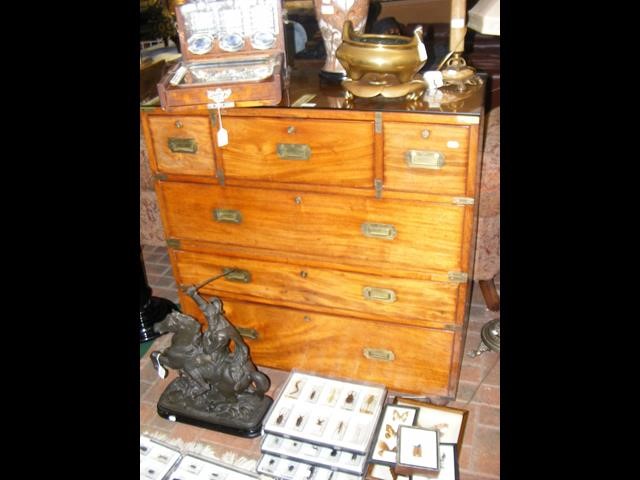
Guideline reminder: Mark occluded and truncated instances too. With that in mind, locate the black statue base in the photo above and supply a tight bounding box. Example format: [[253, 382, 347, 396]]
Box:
[[157, 377, 273, 438], [319, 70, 347, 84], [140, 296, 178, 342]]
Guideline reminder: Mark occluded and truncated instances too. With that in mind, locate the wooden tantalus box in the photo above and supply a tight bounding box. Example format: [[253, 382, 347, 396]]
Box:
[[158, 0, 286, 111]]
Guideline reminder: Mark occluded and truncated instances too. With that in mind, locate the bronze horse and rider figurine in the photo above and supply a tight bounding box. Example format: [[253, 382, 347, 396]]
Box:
[[150, 270, 272, 437]]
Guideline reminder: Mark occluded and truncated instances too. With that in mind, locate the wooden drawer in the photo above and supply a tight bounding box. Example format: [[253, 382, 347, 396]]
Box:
[[180, 298, 455, 397], [146, 115, 215, 176], [172, 250, 460, 326], [219, 116, 375, 188], [158, 182, 466, 273], [384, 122, 470, 195]]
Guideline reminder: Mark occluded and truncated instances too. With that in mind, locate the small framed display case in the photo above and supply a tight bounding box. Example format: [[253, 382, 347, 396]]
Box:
[[369, 404, 419, 466], [394, 426, 440, 476], [157, 0, 286, 111], [140, 434, 182, 480], [166, 452, 261, 480], [394, 398, 468, 449], [257, 453, 365, 480], [261, 434, 369, 475], [365, 464, 409, 480], [263, 370, 387, 455], [412, 444, 459, 480]]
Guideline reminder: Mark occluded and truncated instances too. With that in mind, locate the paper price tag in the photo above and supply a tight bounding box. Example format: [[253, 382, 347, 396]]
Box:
[[321, 5, 334, 14], [217, 127, 229, 147], [423, 71, 444, 91], [418, 42, 427, 62], [169, 66, 187, 86]]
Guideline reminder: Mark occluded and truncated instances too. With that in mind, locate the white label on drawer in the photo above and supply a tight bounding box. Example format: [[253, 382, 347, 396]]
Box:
[[447, 140, 460, 149], [321, 5, 334, 14], [451, 18, 466, 29]]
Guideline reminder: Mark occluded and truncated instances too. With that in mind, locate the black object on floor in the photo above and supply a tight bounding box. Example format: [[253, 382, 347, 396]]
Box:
[[139, 246, 178, 343], [157, 394, 273, 438]]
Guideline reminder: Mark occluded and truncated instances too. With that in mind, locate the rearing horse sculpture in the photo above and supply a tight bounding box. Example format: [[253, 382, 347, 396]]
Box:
[[150, 276, 273, 437], [150, 295, 270, 401]]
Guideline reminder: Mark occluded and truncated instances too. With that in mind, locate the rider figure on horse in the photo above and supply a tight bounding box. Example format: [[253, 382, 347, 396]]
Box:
[[185, 285, 251, 391]]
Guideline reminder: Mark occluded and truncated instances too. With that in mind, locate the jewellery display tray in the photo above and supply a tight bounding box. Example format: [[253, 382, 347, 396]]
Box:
[[167, 452, 261, 480], [261, 434, 368, 475], [262, 370, 388, 455], [157, 0, 286, 111], [257, 453, 364, 480], [140, 434, 182, 480]]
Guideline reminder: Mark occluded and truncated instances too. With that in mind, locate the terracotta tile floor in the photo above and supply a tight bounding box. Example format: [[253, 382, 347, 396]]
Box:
[[141, 244, 500, 479]]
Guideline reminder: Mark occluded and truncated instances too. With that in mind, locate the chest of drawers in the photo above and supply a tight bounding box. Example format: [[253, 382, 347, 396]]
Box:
[[141, 70, 485, 401]]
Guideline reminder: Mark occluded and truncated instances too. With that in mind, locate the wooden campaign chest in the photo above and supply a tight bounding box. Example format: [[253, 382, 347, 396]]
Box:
[[141, 67, 486, 401]]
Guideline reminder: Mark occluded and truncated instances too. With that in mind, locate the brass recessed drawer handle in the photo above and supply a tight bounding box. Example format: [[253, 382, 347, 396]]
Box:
[[277, 143, 311, 160], [222, 267, 251, 283], [405, 150, 445, 169], [363, 287, 397, 303], [168, 137, 198, 154], [213, 208, 242, 224], [361, 223, 397, 240], [237, 327, 259, 340], [363, 348, 395, 362]]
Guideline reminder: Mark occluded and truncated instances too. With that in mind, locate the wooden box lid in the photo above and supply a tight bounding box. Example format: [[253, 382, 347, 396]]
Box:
[[174, 0, 286, 65]]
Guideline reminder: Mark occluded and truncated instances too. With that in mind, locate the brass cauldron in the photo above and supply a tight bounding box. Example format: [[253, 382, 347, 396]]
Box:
[[336, 21, 427, 84]]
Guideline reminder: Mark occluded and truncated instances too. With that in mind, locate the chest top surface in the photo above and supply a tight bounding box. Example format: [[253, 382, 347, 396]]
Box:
[[144, 60, 486, 117]]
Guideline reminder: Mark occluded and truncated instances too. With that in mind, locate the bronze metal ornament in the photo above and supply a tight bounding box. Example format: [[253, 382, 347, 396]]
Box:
[[336, 21, 428, 100]]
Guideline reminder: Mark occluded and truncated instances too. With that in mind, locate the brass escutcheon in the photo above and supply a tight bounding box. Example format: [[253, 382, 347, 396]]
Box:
[[363, 287, 397, 303], [213, 209, 242, 223], [361, 223, 397, 240], [405, 150, 445, 169], [222, 267, 251, 283], [277, 143, 311, 160], [363, 348, 395, 362], [168, 137, 197, 153], [237, 327, 259, 340]]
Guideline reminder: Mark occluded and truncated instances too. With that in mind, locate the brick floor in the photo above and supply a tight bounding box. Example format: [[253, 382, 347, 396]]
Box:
[[141, 245, 501, 479]]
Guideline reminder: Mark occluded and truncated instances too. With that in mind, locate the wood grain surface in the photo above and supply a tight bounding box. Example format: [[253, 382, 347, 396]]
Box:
[[157, 181, 466, 273], [172, 249, 461, 327], [179, 296, 455, 397], [147, 115, 216, 176], [219, 116, 375, 187], [384, 121, 470, 196]]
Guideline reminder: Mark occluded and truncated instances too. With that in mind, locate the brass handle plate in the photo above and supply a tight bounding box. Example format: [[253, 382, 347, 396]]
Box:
[[361, 223, 397, 240], [213, 209, 242, 223], [237, 327, 259, 340], [363, 287, 397, 303], [222, 267, 251, 283], [405, 150, 445, 169], [363, 348, 395, 362], [276, 143, 311, 160], [168, 137, 198, 154]]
